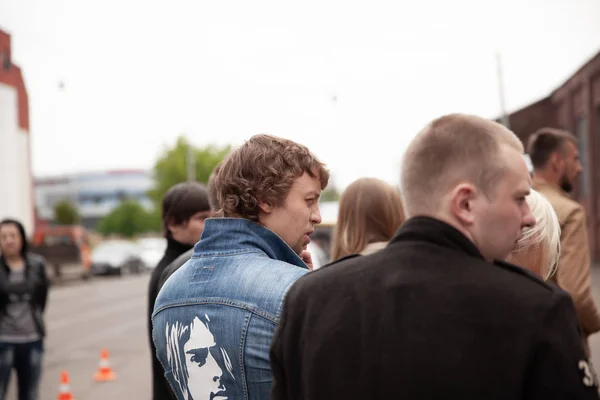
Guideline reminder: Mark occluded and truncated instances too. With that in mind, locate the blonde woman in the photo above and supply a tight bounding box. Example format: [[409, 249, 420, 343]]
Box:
[[508, 189, 561, 280], [331, 178, 405, 261]]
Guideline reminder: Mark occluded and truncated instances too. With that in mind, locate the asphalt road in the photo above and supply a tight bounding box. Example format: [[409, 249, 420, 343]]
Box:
[[7, 273, 152, 400]]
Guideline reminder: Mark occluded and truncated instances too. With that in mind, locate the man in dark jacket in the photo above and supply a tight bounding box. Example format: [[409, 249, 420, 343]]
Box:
[[147, 182, 213, 400], [270, 114, 599, 399], [156, 166, 221, 294]]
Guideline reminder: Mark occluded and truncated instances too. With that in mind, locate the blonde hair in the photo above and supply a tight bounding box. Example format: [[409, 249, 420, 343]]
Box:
[[511, 190, 561, 280], [331, 178, 405, 261], [400, 114, 523, 218]]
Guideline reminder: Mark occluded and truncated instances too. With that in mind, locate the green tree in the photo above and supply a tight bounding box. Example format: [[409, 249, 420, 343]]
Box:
[[148, 136, 231, 206], [53, 200, 80, 225], [97, 200, 158, 238], [320, 184, 341, 202]]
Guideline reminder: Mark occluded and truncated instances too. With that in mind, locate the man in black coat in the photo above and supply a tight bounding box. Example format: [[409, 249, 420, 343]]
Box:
[[270, 114, 600, 399], [147, 181, 213, 400]]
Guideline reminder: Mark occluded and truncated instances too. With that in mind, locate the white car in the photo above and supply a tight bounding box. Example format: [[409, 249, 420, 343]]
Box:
[[90, 240, 145, 276], [137, 237, 167, 270]]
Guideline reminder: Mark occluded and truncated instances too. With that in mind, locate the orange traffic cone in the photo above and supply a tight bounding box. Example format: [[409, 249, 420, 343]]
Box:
[[57, 371, 75, 400], [94, 348, 117, 382]]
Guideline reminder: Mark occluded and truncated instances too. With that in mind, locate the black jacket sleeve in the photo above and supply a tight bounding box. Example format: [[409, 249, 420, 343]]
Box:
[[270, 284, 302, 400], [525, 290, 600, 399], [27, 254, 50, 313], [38, 258, 49, 313]]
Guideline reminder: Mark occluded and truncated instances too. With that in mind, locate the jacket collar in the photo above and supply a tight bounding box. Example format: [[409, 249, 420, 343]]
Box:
[[389, 216, 485, 260], [196, 218, 309, 270], [165, 237, 193, 258], [532, 177, 570, 199]]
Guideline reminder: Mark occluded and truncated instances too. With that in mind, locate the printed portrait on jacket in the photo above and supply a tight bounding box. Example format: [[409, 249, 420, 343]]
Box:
[[165, 313, 235, 400]]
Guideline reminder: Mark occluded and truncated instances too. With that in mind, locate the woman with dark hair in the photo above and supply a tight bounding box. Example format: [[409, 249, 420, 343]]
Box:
[[0, 219, 49, 400]]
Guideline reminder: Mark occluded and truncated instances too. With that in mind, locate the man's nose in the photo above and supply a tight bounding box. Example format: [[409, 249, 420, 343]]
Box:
[[523, 208, 536, 229], [312, 207, 322, 224]]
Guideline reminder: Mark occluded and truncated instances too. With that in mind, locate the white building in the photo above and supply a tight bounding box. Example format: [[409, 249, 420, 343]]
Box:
[[0, 29, 34, 235], [35, 169, 154, 229]]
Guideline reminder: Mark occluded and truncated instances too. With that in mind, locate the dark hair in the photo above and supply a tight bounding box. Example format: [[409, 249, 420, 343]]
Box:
[[162, 182, 211, 238], [0, 218, 28, 256], [214, 134, 329, 222], [527, 128, 578, 169]]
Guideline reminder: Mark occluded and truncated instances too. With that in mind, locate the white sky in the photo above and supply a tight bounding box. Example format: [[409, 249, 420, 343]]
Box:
[[1, 0, 599, 189]]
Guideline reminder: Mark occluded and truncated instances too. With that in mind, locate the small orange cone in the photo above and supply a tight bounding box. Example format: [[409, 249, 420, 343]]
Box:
[[94, 348, 117, 382], [58, 371, 75, 400]]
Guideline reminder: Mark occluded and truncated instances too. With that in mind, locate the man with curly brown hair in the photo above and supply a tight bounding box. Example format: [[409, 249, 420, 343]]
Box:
[[151, 134, 329, 400]]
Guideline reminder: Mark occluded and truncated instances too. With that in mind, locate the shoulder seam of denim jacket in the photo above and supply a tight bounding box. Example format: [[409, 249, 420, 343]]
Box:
[[153, 299, 280, 324], [239, 313, 251, 400]]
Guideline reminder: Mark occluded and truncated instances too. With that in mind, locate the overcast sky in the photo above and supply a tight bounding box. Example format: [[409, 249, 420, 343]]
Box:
[[1, 0, 599, 189]]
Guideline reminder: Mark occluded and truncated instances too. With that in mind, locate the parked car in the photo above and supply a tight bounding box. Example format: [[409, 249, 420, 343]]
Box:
[[90, 240, 144, 276], [137, 237, 167, 271]]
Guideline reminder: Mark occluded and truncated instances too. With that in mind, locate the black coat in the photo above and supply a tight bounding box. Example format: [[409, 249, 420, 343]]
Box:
[[157, 248, 193, 294], [147, 238, 192, 400], [0, 253, 49, 338], [270, 217, 599, 400]]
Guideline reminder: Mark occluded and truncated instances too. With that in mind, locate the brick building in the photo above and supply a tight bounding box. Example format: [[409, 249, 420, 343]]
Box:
[[0, 29, 34, 235], [503, 49, 600, 261]]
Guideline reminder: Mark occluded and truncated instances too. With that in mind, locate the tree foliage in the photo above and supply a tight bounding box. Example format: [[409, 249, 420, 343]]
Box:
[[320, 185, 341, 202], [97, 200, 160, 238], [148, 136, 231, 206], [53, 200, 80, 225]]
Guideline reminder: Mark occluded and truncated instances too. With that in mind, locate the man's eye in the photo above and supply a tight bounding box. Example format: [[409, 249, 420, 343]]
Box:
[[188, 348, 209, 367]]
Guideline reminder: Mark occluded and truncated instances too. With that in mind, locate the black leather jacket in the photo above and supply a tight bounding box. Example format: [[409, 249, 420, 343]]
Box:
[[0, 253, 50, 338]]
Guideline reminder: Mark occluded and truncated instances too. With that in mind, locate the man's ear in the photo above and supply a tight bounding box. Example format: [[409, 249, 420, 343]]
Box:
[[258, 201, 274, 214], [449, 183, 477, 225], [549, 152, 563, 172]]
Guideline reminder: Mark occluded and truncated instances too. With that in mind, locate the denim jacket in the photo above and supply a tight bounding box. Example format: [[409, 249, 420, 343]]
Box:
[[152, 218, 309, 400]]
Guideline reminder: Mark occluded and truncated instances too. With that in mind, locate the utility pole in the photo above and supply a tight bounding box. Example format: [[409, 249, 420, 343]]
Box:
[[496, 52, 510, 129], [186, 141, 196, 182]]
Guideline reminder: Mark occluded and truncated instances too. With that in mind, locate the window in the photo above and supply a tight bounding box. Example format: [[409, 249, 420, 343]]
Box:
[[597, 106, 600, 144], [597, 106, 600, 186], [577, 116, 588, 197], [1, 50, 9, 70]]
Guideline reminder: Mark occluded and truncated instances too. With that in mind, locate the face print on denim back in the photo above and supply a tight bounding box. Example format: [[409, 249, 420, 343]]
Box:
[[165, 314, 234, 400]]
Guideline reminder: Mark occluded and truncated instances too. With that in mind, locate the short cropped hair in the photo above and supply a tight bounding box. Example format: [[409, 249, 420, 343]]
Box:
[[400, 114, 523, 217], [214, 134, 329, 222], [526, 128, 578, 169], [513, 190, 561, 280], [162, 182, 210, 238]]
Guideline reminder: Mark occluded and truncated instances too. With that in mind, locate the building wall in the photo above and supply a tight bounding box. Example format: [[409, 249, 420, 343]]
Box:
[[506, 97, 557, 146], [0, 30, 34, 235], [506, 50, 600, 261], [35, 170, 154, 229]]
